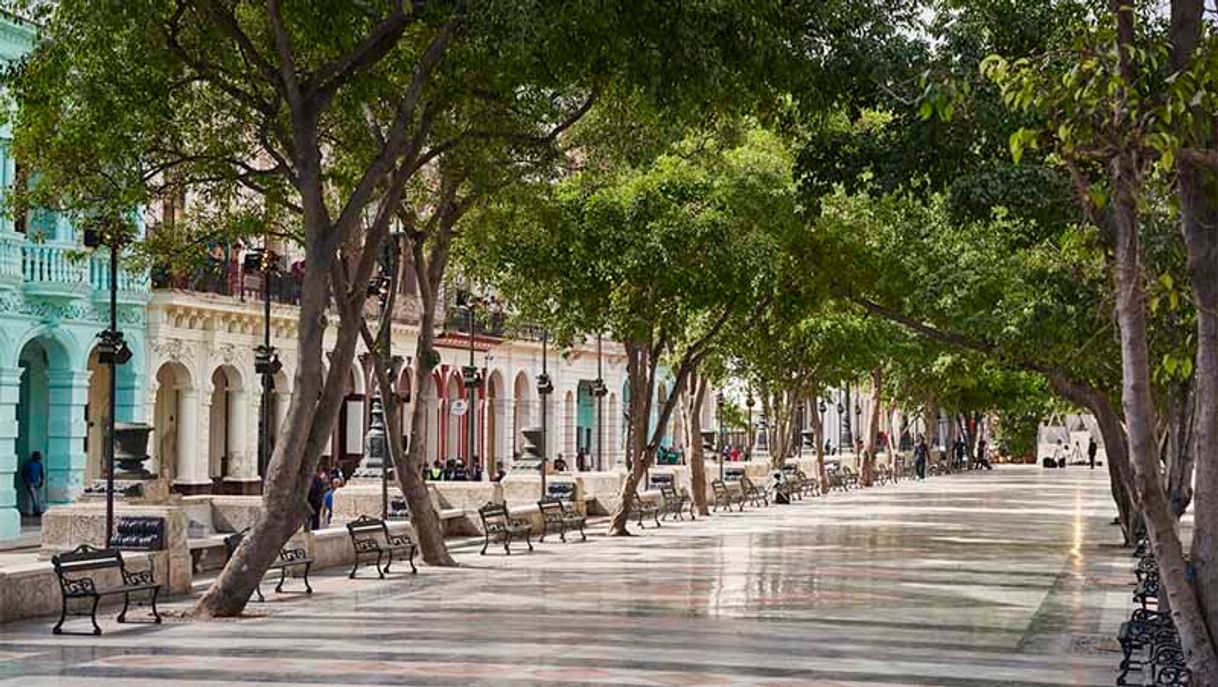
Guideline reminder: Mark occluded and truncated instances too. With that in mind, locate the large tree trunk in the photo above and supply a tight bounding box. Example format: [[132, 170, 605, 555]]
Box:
[[1173, 0, 1218, 629], [402, 312, 457, 565], [684, 368, 710, 516], [1108, 114, 1218, 677], [860, 367, 882, 486]]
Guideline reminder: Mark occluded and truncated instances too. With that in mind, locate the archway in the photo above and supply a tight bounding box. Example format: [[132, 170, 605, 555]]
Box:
[[16, 334, 78, 512], [419, 373, 439, 466], [207, 365, 245, 487], [332, 365, 364, 476], [608, 393, 620, 467], [396, 366, 412, 453], [445, 372, 463, 461], [153, 362, 194, 484], [84, 343, 141, 482], [512, 370, 534, 460], [486, 370, 505, 472], [576, 381, 595, 467], [562, 389, 575, 466]]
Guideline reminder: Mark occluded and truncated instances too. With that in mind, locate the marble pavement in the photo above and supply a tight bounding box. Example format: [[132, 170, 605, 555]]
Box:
[[0, 466, 1133, 686]]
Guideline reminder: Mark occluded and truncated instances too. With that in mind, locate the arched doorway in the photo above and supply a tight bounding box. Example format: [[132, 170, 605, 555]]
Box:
[[396, 366, 413, 453], [419, 373, 439, 466], [153, 362, 194, 485], [84, 343, 142, 483], [208, 365, 245, 488], [576, 381, 595, 466], [332, 365, 364, 476], [445, 372, 463, 461], [16, 335, 79, 513], [512, 371, 533, 460], [608, 392, 620, 466], [562, 389, 575, 463], [485, 370, 505, 472]]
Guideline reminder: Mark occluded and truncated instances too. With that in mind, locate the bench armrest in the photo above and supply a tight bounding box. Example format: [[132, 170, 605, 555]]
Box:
[[122, 567, 157, 587], [387, 534, 413, 547]]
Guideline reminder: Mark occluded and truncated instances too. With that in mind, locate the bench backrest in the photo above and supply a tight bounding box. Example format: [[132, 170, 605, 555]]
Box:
[[478, 503, 510, 523], [52, 544, 124, 576], [711, 479, 728, 492], [537, 497, 564, 515], [347, 514, 388, 537]]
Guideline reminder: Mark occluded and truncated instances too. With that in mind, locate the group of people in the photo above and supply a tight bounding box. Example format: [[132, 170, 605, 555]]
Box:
[[307, 467, 344, 530], [910, 434, 993, 479], [1047, 437, 1099, 469]]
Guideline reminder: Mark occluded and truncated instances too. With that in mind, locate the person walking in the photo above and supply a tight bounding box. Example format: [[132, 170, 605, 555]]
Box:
[[1088, 437, 1098, 469], [322, 477, 341, 526], [22, 451, 44, 517], [914, 436, 928, 480], [976, 438, 993, 470], [307, 467, 327, 530]]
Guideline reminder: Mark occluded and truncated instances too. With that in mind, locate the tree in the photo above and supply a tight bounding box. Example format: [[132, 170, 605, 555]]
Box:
[[981, 1, 1218, 674], [8, 0, 812, 617], [464, 127, 797, 534]]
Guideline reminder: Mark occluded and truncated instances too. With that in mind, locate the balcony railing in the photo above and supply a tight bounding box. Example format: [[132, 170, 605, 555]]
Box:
[[22, 242, 84, 289], [152, 258, 303, 305]]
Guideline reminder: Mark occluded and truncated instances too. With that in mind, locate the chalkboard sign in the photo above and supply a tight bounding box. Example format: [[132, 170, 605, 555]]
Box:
[[547, 481, 576, 502], [648, 472, 675, 490], [109, 516, 165, 551], [781, 463, 798, 474], [724, 466, 746, 481], [388, 497, 411, 520]]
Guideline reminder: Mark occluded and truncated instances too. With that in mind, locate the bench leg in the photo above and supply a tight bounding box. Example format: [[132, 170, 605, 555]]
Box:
[[349, 556, 362, 579], [524, 531, 533, 552], [408, 546, 418, 574], [504, 533, 512, 555], [385, 548, 394, 574], [376, 551, 386, 579], [481, 533, 490, 555], [539, 523, 547, 544], [302, 563, 313, 594], [578, 522, 587, 542], [118, 591, 131, 623], [52, 596, 69, 635], [653, 510, 661, 528], [88, 596, 102, 635], [559, 525, 567, 543], [276, 566, 289, 594], [149, 586, 162, 624], [254, 583, 265, 603]]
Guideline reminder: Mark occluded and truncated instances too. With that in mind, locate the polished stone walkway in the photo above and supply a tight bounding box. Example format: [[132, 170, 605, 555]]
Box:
[[0, 466, 1131, 686]]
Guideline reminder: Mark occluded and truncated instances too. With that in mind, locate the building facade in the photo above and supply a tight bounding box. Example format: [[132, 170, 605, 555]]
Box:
[[0, 17, 151, 541]]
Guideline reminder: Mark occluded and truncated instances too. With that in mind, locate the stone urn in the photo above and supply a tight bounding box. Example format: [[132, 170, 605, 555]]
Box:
[[114, 422, 155, 479]]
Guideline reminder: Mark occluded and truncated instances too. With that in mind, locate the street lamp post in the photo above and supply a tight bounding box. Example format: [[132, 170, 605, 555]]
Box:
[[835, 394, 844, 455], [818, 398, 827, 455], [716, 391, 725, 481], [537, 330, 554, 497], [246, 244, 282, 488], [462, 293, 481, 478], [797, 401, 805, 460], [842, 383, 853, 452], [87, 227, 133, 545], [745, 390, 755, 460], [592, 333, 607, 472]]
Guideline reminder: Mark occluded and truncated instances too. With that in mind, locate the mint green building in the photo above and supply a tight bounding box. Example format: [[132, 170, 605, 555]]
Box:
[[0, 15, 149, 541]]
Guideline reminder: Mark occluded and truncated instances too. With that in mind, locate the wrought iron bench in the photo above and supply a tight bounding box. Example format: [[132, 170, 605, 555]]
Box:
[[478, 503, 533, 555], [537, 496, 587, 543], [659, 485, 694, 521], [711, 479, 745, 512], [792, 469, 818, 497], [739, 475, 770, 508], [223, 528, 314, 601], [346, 514, 418, 578], [51, 545, 161, 635], [629, 491, 662, 528]]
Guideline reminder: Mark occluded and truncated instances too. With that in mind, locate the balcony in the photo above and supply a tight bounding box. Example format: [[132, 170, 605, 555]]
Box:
[[0, 231, 148, 302]]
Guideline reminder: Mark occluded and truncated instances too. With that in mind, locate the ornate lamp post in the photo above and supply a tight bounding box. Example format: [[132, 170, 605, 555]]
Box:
[[537, 330, 554, 497], [841, 383, 854, 452], [591, 333, 608, 472], [86, 226, 133, 544], [745, 390, 755, 459], [715, 391, 725, 481], [835, 394, 844, 454], [245, 244, 282, 487], [797, 400, 805, 460], [818, 398, 827, 454], [854, 399, 863, 454], [460, 291, 482, 476]]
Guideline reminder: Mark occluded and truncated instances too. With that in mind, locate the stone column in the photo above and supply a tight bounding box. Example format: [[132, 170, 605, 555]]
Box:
[[0, 366, 21, 539], [46, 369, 88, 504], [227, 388, 252, 478], [173, 389, 211, 491]]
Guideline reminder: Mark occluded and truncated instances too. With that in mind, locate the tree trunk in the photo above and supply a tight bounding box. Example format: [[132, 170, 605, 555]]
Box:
[[1164, 380, 1196, 519], [1108, 125, 1218, 677], [861, 367, 882, 486], [684, 368, 710, 516], [1176, 89, 1218, 640], [812, 401, 828, 490]]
